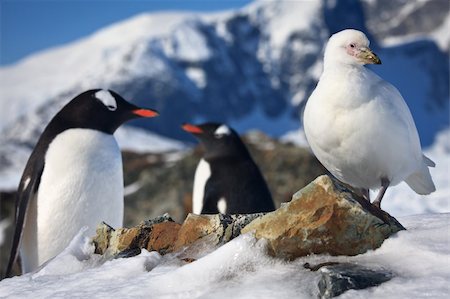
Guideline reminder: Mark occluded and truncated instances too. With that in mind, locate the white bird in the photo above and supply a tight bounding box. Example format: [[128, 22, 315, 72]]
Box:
[[303, 29, 435, 209]]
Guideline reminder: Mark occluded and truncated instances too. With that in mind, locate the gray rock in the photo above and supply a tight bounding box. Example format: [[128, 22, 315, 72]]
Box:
[[316, 263, 393, 298]]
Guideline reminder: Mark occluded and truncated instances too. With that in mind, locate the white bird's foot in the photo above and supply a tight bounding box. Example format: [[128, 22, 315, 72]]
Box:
[[372, 178, 390, 209]]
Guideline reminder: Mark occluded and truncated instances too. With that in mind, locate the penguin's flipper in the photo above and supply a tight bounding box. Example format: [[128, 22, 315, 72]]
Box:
[[4, 159, 44, 278], [200, 180, 221, 214]]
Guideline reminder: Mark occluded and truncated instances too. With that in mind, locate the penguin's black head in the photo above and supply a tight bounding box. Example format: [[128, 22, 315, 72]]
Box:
[[57, 89, 159, 134], [182, 122, 250, 161]]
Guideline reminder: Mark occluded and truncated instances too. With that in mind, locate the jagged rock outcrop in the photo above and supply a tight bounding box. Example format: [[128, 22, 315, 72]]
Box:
[[93, 175, 405, 260]]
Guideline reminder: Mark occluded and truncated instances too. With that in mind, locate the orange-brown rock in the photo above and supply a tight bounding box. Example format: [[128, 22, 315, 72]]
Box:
[[173, 213, 265, 251], [241, 175, 405, 259], [147, 222, 181, 254], [92, 176, 404, 261]]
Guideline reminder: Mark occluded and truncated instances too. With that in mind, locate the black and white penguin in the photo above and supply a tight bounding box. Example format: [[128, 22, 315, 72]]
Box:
[[182, 123, 275, 215], [5, 89, 158, 277]]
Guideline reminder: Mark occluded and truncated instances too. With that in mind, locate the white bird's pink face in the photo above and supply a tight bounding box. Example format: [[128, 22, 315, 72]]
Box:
[[346, 41, 381, 65], [324, 29, 381, 66]]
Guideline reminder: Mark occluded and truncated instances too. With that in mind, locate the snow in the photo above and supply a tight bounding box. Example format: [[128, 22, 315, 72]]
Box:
[[0, 213, 449, 298], [246, 0, 322, 50], [281, 127, 310, 148], [0, 12, 190, 131], [430, 12, 450, 51], [230, 104, 298, 138], [166, 20, 212, 62], [114, 125, 185, 153], [185, 67, 207, 89]]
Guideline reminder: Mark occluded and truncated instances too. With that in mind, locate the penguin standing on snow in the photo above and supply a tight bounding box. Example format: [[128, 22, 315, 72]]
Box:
[[5, 89, 159, 277], [182, 123, 275, 215]]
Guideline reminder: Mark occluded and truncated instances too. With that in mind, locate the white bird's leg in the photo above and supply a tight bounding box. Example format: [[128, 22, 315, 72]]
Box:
[[360, 188, 370, 201], [372, 178, 390, 209]]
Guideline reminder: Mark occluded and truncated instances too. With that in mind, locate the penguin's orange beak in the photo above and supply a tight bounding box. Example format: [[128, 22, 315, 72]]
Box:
[[132, 108, 159, 118], [182, 123, 203, 134]]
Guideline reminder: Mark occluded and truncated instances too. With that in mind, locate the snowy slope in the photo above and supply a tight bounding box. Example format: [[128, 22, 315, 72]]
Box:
[[0, 213, 448, 298]]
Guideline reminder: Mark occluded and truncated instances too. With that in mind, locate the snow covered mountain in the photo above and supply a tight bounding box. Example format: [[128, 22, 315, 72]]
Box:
[[0, 0, 448, 191]]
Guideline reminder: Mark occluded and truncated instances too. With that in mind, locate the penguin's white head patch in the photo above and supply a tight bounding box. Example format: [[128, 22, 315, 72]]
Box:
[[95, 90, 117, 111], [214, 125, 231, 138]]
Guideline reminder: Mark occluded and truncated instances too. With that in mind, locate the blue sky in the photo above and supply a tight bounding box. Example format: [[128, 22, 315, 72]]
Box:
[[0, 0, 253, 66]]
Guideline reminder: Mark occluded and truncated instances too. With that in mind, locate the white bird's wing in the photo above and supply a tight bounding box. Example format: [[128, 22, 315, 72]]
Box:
[[374, 76, 423, 158]]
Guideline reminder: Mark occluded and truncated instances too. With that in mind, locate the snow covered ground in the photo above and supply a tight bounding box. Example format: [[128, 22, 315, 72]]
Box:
[[0, 213, 448, 298]]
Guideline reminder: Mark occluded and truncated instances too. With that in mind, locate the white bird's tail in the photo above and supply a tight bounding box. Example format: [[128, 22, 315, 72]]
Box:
[[405, 155, 436, 195]]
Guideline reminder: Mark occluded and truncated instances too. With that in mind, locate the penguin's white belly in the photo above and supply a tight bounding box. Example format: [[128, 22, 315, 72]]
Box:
[[21, 129, 124, 272], [192, 159, 211, 214]]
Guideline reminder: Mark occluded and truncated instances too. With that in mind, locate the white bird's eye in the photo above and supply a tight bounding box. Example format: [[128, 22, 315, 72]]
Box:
[[350, 43, 356, 48]]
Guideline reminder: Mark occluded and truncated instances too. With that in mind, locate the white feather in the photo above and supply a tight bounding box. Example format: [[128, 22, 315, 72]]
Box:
[[192, 159, 211, 214], [217, 198, 227, 214], [214, 125, 231, 136], [21, 128, 123, 272], [95, 90, 117, 111]]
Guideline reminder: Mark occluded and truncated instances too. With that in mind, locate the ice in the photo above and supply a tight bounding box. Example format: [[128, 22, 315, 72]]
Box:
[[0, 214, 449, 298]]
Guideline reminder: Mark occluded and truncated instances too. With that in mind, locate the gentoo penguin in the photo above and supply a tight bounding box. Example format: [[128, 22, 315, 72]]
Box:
[[303, 29, 435, 209], [182, 123, 275, 215], [5, 89, 158, 277]]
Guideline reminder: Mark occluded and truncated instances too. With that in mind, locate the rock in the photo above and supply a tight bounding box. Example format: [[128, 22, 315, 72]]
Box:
[[92, 214, 179, 258], [173, 213, 264, 251], [147, 222, 181, 254], [92, 175, 405, 262], [241, 175, 405, 259], [315, 263, 394, 298]]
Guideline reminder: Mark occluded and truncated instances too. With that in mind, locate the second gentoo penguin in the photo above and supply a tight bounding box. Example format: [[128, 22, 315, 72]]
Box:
[[5, 89, 159, 277], [182, 123, 275, 215]]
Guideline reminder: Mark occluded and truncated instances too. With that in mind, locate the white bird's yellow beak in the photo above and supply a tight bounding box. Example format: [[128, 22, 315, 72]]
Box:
[[357, 47, 381, 65]]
